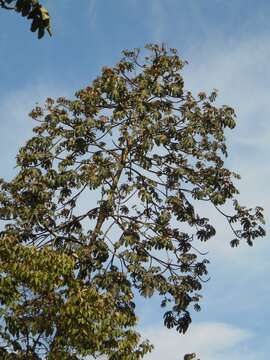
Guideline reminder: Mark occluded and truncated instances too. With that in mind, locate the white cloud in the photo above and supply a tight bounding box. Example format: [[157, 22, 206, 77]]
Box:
[[88, 0, 98, 29], [179, 33, 270, 253], [142, 322, 257, 360], [149, 0, 166, 43], [183, 34, 270, 150], [0, 82, 68, 179]]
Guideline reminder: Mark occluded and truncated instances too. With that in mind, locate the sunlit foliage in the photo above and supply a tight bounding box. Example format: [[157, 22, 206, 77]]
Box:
[[0, 45, 265, 359]]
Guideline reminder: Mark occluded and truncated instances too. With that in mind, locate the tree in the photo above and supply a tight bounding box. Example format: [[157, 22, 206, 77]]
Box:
[[0, 0, 51, 38], [0, 44, 265, 359]]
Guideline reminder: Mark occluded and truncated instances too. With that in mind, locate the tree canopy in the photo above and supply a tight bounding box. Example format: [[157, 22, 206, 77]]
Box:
[[0, 44, 265, 359], [0, 0, 51, 38]]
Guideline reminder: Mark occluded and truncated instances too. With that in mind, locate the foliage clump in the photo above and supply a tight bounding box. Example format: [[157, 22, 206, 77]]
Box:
[[0, 44, 265, 359], [0, 0, 51, 38]]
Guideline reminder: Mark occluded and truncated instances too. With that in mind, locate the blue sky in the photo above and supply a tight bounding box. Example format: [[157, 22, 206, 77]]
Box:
[[0, 1, 269, 359]]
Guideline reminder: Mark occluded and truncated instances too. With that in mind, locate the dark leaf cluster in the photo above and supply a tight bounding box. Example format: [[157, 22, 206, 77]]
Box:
[[0, 0, 51, 38]]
